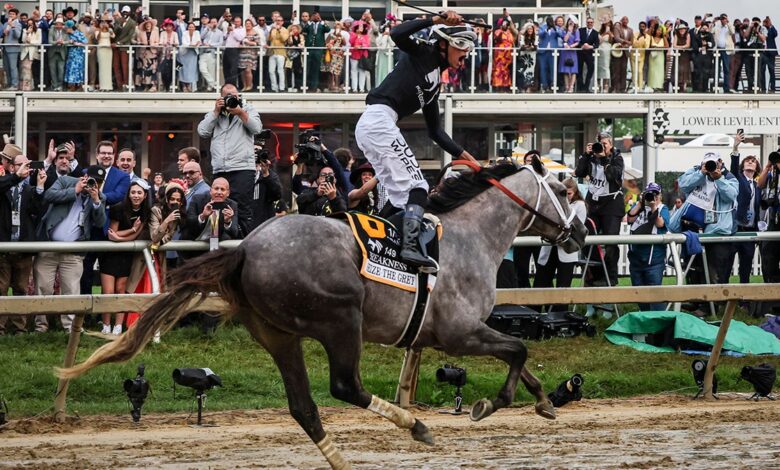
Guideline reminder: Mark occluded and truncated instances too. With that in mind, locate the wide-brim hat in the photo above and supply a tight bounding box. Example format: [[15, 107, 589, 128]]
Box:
[[162, 18, 175, 28], [0, 143, 22, 161], [611, 42, 624, 57], [62, 7, 78, 15], [349, 162, 375, 186]]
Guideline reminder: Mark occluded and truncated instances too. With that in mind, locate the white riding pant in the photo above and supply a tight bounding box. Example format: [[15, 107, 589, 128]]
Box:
[[355, 104, 428, 208], [269, 54, 286, 91]]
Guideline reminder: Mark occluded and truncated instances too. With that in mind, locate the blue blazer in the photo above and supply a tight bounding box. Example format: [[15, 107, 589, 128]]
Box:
[[730, 153, 761, 229]]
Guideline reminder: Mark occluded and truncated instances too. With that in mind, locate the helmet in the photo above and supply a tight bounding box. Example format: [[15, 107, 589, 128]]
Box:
[[430, 25, 477, 51]]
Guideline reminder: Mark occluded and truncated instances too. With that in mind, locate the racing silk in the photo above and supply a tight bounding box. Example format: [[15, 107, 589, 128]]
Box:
[[366, 19, 464, 157]]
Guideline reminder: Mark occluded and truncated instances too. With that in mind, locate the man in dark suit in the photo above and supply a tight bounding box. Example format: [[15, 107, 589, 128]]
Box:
[[578, 17, 599, 92], [43, 140, 82, 190], [80, 140, 130, 296], [0, 150, 46, 334], [181, 177, 240, 256], [303, 10, 330, 92]]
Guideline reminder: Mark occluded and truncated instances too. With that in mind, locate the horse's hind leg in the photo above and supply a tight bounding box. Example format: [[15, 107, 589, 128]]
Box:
[[440, 323, 555, 421], [320, 320, 434, 445], [240, 312, 350, 470]]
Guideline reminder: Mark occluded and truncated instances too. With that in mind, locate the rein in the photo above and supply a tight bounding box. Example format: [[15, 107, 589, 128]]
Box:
[[437, 160, 573, 242]]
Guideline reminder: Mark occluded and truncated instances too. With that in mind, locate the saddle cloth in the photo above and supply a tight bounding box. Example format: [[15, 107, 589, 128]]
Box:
[[342, 211, 440, 292]]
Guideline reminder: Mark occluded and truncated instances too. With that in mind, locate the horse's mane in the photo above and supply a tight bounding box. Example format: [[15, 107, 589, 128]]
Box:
[[428, 164, 523, 214]]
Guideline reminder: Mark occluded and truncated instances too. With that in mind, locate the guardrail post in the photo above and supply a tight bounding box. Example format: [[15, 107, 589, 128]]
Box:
[[83, 45, 89, 92], [216, 47, 222, 90], [469, 48, 476, 93], [511, 47, 518, 94], [39, 44, 46, 91], [128, 46, 135, 93], [753, 50, 760, 93], [673, 48, 679, 93], [53, 314, 86, 422], [171, 47, 178, 93], [702, 299, 737, 400], [302, 47, 308, 94], [552, 49, 559, 94], [714, 51, 720, 93], [593, 49, 599, 93]]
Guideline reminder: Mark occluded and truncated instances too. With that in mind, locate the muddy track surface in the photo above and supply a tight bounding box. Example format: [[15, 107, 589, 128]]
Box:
[[1, 395, 779, 469]]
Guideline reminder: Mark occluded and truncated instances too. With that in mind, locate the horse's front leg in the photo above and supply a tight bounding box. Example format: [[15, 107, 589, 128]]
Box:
[[439, 322, 555, 421]]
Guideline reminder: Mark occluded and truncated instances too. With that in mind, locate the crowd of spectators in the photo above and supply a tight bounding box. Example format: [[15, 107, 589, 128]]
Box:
[[0, 84, 379, 335], [498, 131, 780, 319], [1, 6, 777, 93]]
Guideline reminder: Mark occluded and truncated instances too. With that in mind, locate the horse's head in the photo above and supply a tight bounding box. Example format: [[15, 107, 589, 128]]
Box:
[[518, 160, 587, 254]]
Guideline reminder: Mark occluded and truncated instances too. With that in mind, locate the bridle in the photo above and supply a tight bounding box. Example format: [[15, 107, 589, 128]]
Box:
[[439, 160, 576, 244]]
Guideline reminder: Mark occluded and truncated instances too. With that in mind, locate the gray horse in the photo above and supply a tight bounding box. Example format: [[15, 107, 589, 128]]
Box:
[[60, 161, 586, 469]]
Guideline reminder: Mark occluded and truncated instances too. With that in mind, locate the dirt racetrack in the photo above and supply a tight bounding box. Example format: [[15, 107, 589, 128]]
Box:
[[1, 395, 779, 469]]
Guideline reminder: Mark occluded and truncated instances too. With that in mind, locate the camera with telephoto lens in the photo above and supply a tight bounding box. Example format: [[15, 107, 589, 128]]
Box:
[[704, 160, 718, 172], [591, 142, 604, 155], [123, 364, 150, 423], [295, 129, 325, 166], [436, 364, 467, 387], [323, 174, 335, 185], [643, 191, 657, 203], [254, 129, 272, 163], [86, 177, 98, 189], [769, 151, 780, 165], [223, 93, 242, 110]]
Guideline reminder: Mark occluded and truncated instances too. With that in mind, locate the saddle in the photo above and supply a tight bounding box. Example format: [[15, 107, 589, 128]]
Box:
[[335, 211, 441, 348], [337, 211, 440, 292]]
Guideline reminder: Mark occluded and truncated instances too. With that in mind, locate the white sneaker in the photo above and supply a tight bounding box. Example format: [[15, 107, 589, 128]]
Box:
[[101, 324, 111, 335], [112, 325, 123, 336]]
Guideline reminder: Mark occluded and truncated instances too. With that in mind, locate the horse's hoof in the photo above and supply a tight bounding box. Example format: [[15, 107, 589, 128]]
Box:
[[536, 400, 556, 420], [410, 419, 434, 445], [469, 398, 495, 422]]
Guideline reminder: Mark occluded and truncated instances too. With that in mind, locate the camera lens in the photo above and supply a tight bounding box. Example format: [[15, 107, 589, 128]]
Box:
[[644, 192, 656, 202], [704, 160, 717, 172], [591, 142, 604, 154]]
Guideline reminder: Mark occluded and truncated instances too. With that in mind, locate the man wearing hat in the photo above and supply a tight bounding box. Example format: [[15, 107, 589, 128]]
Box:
[[112, 6, 137, 90], [669, 153, 738, 316], [62, 6, 78, 22], [0, 147, 47, 335], [43, 140, 82, 190], [34, 165, 107, 333], [3, 8, 23, 90], [626, 182, 670, 312]]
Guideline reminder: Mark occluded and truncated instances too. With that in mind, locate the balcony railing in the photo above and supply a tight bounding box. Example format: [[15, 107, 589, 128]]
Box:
[[2, 43, 778, 95]]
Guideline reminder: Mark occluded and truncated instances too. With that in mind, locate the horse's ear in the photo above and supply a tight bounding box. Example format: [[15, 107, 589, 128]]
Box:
[[530, 156, 546, 176]]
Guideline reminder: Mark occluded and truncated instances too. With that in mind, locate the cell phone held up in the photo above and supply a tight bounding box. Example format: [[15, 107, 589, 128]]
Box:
[[29, 161, 45, 170], [169, 202, 180, 212], [211, 201, 226, 211]]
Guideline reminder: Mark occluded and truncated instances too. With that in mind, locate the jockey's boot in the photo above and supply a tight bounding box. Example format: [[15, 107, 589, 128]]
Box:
[[400, 204, 439, 274]]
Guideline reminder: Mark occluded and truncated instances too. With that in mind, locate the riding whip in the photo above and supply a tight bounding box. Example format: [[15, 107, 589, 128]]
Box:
[[391, 0, 492, 29]]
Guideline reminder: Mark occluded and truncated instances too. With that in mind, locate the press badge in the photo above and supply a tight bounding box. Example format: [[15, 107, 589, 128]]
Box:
[[11, 210, 20, 226], [704, 210, 717, 225], [209, 236, 219, 251]]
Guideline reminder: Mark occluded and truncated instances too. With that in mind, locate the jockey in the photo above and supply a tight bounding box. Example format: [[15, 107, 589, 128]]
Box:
[[355, 10, 478, 273]]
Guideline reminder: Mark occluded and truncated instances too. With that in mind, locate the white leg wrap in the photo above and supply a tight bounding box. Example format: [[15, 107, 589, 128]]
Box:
[[315, 434, 351, 470], [367, 395, 416, 429]]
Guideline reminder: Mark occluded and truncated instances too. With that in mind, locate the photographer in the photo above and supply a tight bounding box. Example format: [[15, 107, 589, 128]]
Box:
[[758, 151, 780, 284], [197, 83, 263, 237], [574, 132, 624, 286], [626, 183, 670, 312], [669, 153, 738, 305], [296, 166, 347, 216], [249, 149, 282, 231], [727, 132, 761, 285], [34, 166, 107, 333]]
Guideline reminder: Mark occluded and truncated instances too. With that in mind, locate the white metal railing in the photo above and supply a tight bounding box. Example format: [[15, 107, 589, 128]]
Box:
[[2, 42, 778, 95]]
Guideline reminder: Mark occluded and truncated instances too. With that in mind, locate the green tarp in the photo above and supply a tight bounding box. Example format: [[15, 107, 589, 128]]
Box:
[[605, 311, 780, 355]]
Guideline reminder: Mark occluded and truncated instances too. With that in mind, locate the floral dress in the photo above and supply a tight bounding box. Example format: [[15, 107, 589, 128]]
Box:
[[491, 28, 515, 88], [64, 29, 86, 85], [327, 33, 345, 76]]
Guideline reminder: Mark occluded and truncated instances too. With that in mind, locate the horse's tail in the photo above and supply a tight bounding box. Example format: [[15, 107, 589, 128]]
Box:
[[56, 247, 246, 380]]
